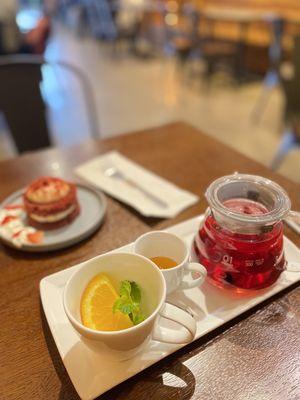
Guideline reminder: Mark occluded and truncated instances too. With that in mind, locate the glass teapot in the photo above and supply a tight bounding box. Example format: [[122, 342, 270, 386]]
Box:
[[193, 173, 294, 290]]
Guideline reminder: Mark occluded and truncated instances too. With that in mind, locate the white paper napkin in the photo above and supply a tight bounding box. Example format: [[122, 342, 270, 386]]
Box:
[[75, 151, 199, 218]]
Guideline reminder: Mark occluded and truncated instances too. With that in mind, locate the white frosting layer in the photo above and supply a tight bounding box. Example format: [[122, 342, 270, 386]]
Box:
[[29, 204, 75, 223]]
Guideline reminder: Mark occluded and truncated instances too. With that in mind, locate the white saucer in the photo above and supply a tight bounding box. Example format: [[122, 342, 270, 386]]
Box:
[[0, 183, 106, 252], [40, 215, 300, 399]]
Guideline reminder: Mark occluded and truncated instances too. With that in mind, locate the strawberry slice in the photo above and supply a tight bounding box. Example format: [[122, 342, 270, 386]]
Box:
[[12, 229, 24, 238], [4, 204, 23, 210], [1, 215, 18, 225], [27, 231, 44, 244]]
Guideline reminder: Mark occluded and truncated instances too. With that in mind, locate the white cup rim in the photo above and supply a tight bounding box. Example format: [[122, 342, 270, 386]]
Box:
[[63, 252, 167, 337], [134, 230, 189, 271]]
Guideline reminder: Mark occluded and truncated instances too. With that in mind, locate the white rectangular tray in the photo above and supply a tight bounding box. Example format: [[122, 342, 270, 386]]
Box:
[[40, 215, 300, 400]]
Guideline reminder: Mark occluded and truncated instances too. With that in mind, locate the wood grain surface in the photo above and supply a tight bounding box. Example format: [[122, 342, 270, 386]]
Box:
[[0, 122, 299, 400]]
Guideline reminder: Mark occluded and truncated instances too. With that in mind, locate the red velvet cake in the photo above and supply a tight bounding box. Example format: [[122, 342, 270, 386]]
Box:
[[23, 177, 80, 230]]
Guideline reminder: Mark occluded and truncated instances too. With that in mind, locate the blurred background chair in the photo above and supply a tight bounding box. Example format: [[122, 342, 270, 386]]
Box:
[[0, 54, 100, 154], [83, 0, 117, 40], [271, 35, 300, 170], [111, 2, 143, 56], [57, 0, 143, 55], [196, 11, 244, 84], [0, 55, 50, 153], [200, 24, 241, 83], [169, 4, 200, 67], [0, 22, 4, 55], [168, 6, 240, 82], [251, 15, 285, 123]]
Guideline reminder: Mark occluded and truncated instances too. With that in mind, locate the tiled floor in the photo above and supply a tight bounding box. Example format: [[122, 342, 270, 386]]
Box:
[[0, 23, 299, 182]]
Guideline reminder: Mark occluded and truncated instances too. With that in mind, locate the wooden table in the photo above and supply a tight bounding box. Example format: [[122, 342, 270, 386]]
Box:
[[1, 122, 299, 400]]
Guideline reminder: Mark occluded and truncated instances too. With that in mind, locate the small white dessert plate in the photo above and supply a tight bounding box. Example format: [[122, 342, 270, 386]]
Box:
[[40, 215, 300, 400], [0, 183, 106, 252]]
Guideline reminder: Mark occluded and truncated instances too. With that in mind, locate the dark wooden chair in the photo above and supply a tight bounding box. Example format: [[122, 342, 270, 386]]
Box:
[[0, 22, 4, 55], [0, 54, 100, 154], [0, 55, 50, 153], [200, 39, 241, 81]]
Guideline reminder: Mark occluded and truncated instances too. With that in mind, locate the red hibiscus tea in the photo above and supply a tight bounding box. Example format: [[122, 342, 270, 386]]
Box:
[[194, 174, 291, 290]]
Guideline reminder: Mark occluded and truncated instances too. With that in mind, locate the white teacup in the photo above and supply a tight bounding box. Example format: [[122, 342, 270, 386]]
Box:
[[63, 252, 196, 352], [134, 231, 207, 294]]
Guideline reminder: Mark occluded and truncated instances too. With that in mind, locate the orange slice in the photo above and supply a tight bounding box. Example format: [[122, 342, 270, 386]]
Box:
[[80, 273, 133, 331]]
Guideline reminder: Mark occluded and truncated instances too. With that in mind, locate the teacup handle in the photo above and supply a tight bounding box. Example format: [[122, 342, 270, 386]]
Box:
[[152, 303, 197, 344], [179, 262, 207, 290]]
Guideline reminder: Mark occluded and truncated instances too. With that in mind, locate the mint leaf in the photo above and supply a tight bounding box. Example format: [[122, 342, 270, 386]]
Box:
[[118, 301, 134, 315], [113, 280, 145, 325], [113, 298, 123, 314], [130, 281, 141, 304], [131, 308, 145, 325], [119, 280, 131, 298], [113, 296, 133, 315], [133, 313, 146, 325]]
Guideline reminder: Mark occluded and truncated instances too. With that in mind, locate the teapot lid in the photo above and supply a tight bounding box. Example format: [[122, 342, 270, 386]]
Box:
[[205, 173, 291, 232]]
